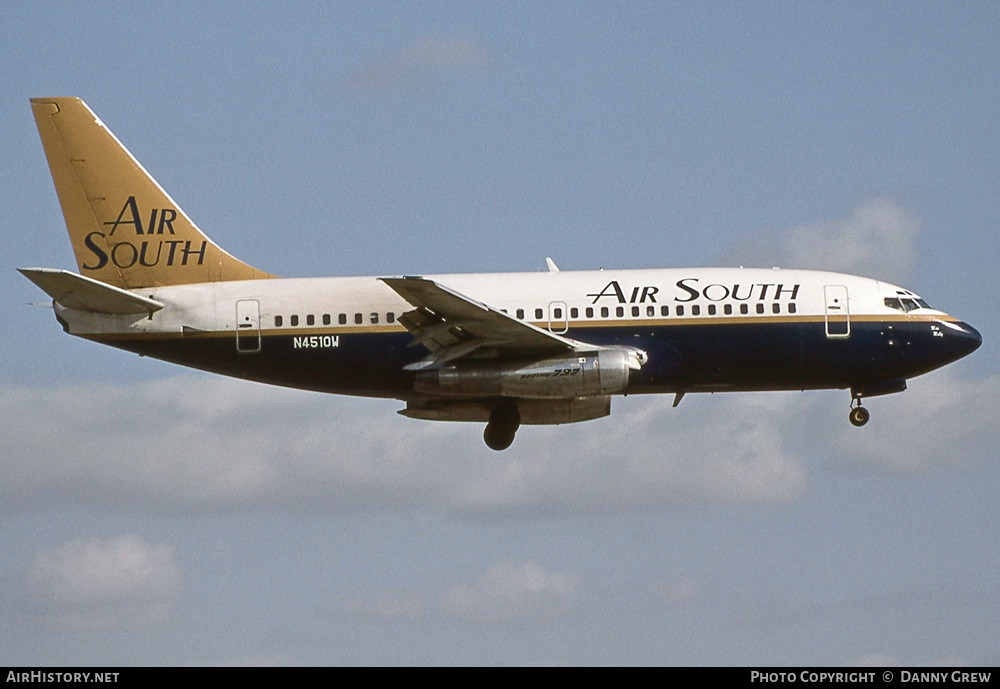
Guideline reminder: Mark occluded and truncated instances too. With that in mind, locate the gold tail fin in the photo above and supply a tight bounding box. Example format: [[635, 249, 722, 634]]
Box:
[[30, 98, 274, 288]]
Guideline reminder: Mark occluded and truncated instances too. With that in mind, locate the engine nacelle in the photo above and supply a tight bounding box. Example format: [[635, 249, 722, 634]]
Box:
[[413, 347, 646, 399], [401, 396, 611, 425]]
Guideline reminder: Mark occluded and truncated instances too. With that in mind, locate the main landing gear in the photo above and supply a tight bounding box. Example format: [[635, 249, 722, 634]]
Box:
[[484, 400, 520, 451], [848, 399, 870, 427]]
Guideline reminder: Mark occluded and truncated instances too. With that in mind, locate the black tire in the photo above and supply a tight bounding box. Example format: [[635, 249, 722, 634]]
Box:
[[484, 422, 516, 451], [849, 406, 870, 427], [484, 400, 520, 451]]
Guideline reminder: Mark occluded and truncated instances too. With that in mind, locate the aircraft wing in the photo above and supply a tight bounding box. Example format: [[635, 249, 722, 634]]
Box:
[[380, 276, 579, 370]]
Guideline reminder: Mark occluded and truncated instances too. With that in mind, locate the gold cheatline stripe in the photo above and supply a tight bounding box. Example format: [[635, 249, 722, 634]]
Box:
[[82, 313, 958, 342]]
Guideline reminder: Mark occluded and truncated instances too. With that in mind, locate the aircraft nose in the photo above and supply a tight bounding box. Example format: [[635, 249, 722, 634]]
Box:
[[939, 320, 983, 363], [903, 319, 982, 376], [956, 321, 983, 357]]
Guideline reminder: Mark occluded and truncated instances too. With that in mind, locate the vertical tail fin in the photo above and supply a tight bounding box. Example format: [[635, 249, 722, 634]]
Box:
[[30, 98, 273, 288]]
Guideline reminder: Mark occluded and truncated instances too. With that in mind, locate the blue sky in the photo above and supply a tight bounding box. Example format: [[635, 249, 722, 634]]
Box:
[[1, 2, 997, 665]]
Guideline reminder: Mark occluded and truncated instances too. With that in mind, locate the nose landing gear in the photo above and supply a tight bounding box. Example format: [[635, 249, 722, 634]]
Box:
[[847, 379, 907, 428], [849, 399, 870, 427]]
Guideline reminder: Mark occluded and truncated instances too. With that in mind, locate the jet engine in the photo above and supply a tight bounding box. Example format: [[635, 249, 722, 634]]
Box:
[[412, 346, 647, 399]]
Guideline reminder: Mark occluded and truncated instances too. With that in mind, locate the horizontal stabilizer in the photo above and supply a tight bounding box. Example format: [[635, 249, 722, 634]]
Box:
[[18, 268, 164, 314]]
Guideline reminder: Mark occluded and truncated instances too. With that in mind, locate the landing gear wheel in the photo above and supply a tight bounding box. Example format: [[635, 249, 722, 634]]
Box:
[[849, 405, 870, 427], [484, 400, 520, 451]]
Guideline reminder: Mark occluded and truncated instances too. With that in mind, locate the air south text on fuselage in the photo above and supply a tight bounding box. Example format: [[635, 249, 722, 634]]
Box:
[[587, 278, 801, 305]]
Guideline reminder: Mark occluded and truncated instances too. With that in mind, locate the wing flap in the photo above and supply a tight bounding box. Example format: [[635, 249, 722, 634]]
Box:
[[381, 276, 578, 368], [19, 268, 164, 314]]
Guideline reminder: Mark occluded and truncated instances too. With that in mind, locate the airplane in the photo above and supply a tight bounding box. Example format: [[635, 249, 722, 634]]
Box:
[[20, 97, 982, 450]]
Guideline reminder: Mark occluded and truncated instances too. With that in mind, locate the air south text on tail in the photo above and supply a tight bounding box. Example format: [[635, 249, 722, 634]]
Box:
[[21, 98, 982, 449]]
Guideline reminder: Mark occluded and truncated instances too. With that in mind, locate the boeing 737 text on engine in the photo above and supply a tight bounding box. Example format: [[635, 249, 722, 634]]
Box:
[[21, 98, 982, 450]]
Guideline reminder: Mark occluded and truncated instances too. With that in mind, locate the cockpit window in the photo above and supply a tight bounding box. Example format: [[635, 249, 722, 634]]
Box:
[[901, 297, 932, 312], [886, 296, 932, 312]]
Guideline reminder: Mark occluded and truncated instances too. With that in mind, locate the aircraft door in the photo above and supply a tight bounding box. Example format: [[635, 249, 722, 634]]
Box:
[[824, 285, 850, 338], [548, 301, 569, 334], [236, 299, 262, 353]]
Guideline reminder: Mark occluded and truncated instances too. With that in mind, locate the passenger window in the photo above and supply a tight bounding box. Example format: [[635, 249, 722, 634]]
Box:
[[387, 312, 395, 323], [339, 314, 347, 325], [354, 313, 362, 324], [601, 307, 609, 318], [586, 307, 594, 318], [570, 307, 578, 319], [307, 314, 315, 326], [724, 304, 733, 315], [708, 304, 716, 316], [756, 303, 765, 314], [554, 307, 563, 319], [740, 304, 749, 315], [516, 309, 524, 319], [371, 313, 379, 324], [676, 305, 684, 316], [323, 314, 331, 326], [661, 305, 669, 316], [691, 305, 700, 316], [616, 306, 624, 318], [788, 303, 797, 314], [290, 315, 299, 326], [772, 303, 781, 314], [631, 306, 639, 317], [647, 305, 655, 317], [275, 315, 283, 327], [535, 308, 543, 319]]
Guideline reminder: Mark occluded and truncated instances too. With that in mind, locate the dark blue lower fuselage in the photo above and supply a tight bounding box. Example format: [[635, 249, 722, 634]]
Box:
[[97, 317, 982, 400]]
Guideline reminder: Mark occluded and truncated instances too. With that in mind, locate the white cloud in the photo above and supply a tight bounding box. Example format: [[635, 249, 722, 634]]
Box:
[[447, 392, 809, 518], [832, 370, 1000, 474], [438, 561, 582, 624], [19, 535, 181, 630], [0, 375, 810, 517], [339, 589, 428, 622], [721, 198, 920, 284], [2, 365, 992, 517], [647, 575, 708, 608], [338, 560, 583, 626], [343, 36, 492, 93]]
